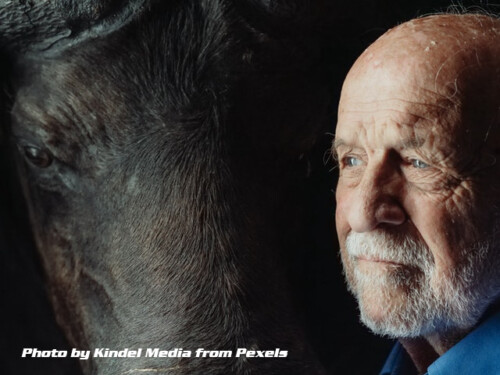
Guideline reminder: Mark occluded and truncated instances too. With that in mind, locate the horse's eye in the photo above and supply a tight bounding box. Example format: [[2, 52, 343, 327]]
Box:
[[23, 146, 53, 168]]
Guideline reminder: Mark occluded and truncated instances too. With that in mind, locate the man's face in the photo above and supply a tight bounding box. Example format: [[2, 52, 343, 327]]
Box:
[[334, 49, 500, 338]]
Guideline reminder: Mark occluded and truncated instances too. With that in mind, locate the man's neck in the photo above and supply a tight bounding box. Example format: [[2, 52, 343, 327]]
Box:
[[399, 328, 470, 374]]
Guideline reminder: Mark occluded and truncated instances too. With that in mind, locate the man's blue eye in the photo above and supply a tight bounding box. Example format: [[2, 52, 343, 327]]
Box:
[[411, 159, 429, 169], [344, 156, 362, 167]]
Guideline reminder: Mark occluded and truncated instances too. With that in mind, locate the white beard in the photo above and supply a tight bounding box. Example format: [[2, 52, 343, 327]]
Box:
[[343, 229, 500, 338]]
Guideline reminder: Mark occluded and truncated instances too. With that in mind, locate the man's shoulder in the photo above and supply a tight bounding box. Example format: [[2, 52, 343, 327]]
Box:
[[380, 311, 500, 375], [427, 311, 500, 375]]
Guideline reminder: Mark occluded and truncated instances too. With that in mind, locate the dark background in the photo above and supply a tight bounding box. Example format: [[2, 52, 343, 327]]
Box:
[[1, 1, 497, 374]]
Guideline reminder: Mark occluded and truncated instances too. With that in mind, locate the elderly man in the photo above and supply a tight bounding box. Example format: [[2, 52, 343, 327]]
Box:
[[333, 13, 500, 375]]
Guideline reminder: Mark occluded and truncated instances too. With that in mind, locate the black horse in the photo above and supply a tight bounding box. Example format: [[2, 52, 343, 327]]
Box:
[[1, 1, 335, 374]]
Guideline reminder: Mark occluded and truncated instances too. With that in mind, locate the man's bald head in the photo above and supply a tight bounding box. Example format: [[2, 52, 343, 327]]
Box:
[[340, 13, 500, 165], [350, 14, 500, 84]]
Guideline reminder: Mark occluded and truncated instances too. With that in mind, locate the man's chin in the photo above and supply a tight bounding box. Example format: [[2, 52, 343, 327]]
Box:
[[358, 303, 426, 339], [354, 283, 428, 338]]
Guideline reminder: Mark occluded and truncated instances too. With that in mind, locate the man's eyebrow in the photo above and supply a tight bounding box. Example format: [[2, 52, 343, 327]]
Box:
[[331, 138, 348, 161], [400, 137, 425, 149], [332, 138, 346, 150], [333, 137, 424, 149]]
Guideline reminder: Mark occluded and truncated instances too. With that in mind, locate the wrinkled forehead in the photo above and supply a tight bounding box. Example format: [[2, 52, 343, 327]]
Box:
[[338, 14, 500, 148]]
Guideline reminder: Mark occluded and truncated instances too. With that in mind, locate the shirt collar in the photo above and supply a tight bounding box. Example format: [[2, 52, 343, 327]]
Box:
[[379, 310, 500, 375], [427, 310, 500, 375]]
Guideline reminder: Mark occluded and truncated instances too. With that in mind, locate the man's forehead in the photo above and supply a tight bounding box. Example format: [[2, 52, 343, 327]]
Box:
[[336, 81, 462, 151], [337, 73, 460, 136], [337, 14, 500, 153], [333, 129, 426, 151], [334, 114, 431, 150]]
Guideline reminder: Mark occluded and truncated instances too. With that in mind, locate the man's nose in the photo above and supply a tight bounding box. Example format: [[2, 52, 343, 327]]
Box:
[[346, 164, 406, 233]]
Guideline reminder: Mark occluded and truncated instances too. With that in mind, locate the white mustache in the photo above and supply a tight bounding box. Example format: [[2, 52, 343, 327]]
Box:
[[345, 231, 433, 268]]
